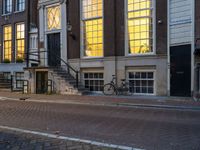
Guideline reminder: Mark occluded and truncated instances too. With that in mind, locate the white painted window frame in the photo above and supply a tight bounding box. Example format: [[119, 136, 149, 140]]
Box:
[[15, 0, 25, 13], [80, 0, 104, 59], [15, 22, 25, 62], [124, 0, 156, 56], [127, 69, 156, 95], [3, 24, 12, 62], [82, 70, 104, 93], [45, 4, 62, 33], [3, 0, 12, 15]]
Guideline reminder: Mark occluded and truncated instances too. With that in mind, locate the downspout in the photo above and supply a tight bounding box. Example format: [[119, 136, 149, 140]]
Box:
[[26, 0, 30, 68], [66, 0, 69, 62], [114, 0, 117, 85]]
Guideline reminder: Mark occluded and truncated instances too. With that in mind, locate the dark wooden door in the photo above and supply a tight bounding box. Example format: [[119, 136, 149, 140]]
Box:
[[170, 45, 191, 97], [36, 72, 48, 94], [47, 33, 61, 67]]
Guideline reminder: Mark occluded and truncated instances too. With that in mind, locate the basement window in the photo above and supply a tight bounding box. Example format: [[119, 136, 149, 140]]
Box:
[[15, 72, 24, 89], [128, 71, 155, 95], [83, 73, 104, 92]]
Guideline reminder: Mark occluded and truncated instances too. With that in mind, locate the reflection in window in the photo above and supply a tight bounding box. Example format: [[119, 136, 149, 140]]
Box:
[[129, 71, 154, 94], [82, 0, 103, 57], [84, 72, 104, 92], [16, 23, 25, 60], [47, 6, 61, 30], [16, 0, 25, 11], [3, 0, 12, 14], [3, 25, 12, 61], [127, 0, 153, 54]]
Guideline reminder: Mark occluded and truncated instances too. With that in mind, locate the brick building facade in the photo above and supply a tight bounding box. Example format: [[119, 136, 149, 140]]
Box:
[[0, 0, 198, 97], [0, 0, 38, 90]]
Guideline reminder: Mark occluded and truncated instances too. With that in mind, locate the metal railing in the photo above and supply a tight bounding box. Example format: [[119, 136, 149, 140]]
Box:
[[10, 75, 29, 92], [26, 50, 79, 88]]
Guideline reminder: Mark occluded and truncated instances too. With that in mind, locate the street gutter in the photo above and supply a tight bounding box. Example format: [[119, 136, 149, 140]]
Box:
[[0, 96, 200, 111]]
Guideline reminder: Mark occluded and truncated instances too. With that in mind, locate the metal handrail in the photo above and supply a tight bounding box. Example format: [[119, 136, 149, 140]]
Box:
[[26, 50, 79, 88], [47, 50, 79, 88]]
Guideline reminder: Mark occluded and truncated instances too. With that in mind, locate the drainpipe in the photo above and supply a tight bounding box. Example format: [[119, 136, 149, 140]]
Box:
[[114, 0, 117, 85], [26, 0, 30, 68]]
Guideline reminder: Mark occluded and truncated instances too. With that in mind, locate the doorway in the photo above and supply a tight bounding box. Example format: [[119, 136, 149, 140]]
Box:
[[36, 71, 48, 94], [170, 45, 191, 97], [47, 33, 61, 67]]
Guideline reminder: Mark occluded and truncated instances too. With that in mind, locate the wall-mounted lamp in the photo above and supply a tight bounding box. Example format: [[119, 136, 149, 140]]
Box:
[[67, 22, 72, 32], [157, 20, 163, 24], [67, 22, 76, 40]]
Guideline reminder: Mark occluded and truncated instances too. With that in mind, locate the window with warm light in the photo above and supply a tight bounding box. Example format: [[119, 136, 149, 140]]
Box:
[[3, 25, 12, 61], [81, 0, 103, 57], [16, 23, 25, 60], [127, 0, 153, 54], [47, 6, 61, 30]]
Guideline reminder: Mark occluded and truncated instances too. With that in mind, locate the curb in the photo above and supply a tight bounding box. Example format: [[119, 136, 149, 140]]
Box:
[[118, 103, 200, 111], [1, 96, 200, 111], [0, 125, 143, 150]]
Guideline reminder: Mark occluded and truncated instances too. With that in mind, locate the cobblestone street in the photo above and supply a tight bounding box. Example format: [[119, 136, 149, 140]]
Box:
[[0, 98, 200, 150], [0, 129, 116, 150]]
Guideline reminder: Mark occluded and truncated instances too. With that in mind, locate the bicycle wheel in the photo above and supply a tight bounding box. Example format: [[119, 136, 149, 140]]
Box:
[[103, 83, 116, 96]]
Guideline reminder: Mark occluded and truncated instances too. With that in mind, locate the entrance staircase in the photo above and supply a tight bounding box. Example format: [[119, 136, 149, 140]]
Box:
[[0, 74, 11, 92], [49, 67, 89, 95], [28, 50, 89, 95]]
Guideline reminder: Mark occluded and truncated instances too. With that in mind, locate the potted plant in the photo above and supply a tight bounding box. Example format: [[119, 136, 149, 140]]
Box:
[[16, 57, 24, 63], [3, 58, 11, 63]]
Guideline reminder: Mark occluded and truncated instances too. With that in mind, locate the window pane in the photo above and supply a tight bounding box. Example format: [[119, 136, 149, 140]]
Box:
[[82, 0, 103, 57], [3, 25, 12, 61], [16, 23, 25, 60], [16, 0, 25, 11], [47, 6, 61, 30], [128, 0, 153, 54], [129, 71, 154, 94], [84, 73, 104, 92], [4, 0, 12, 14]]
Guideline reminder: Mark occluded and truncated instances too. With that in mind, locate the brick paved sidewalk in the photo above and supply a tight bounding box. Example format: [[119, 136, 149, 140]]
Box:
[[0, 128, 117, 150], [0, 91, 199, 109]]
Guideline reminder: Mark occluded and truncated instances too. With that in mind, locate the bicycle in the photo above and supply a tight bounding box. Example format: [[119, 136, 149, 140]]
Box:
[[103, 75, 134, 96]]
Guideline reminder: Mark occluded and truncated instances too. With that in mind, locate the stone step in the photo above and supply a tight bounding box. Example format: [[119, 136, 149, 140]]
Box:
[[0, 84, 11, 88], [50, 67, 90, 95], [0, 88, 11, 92]]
